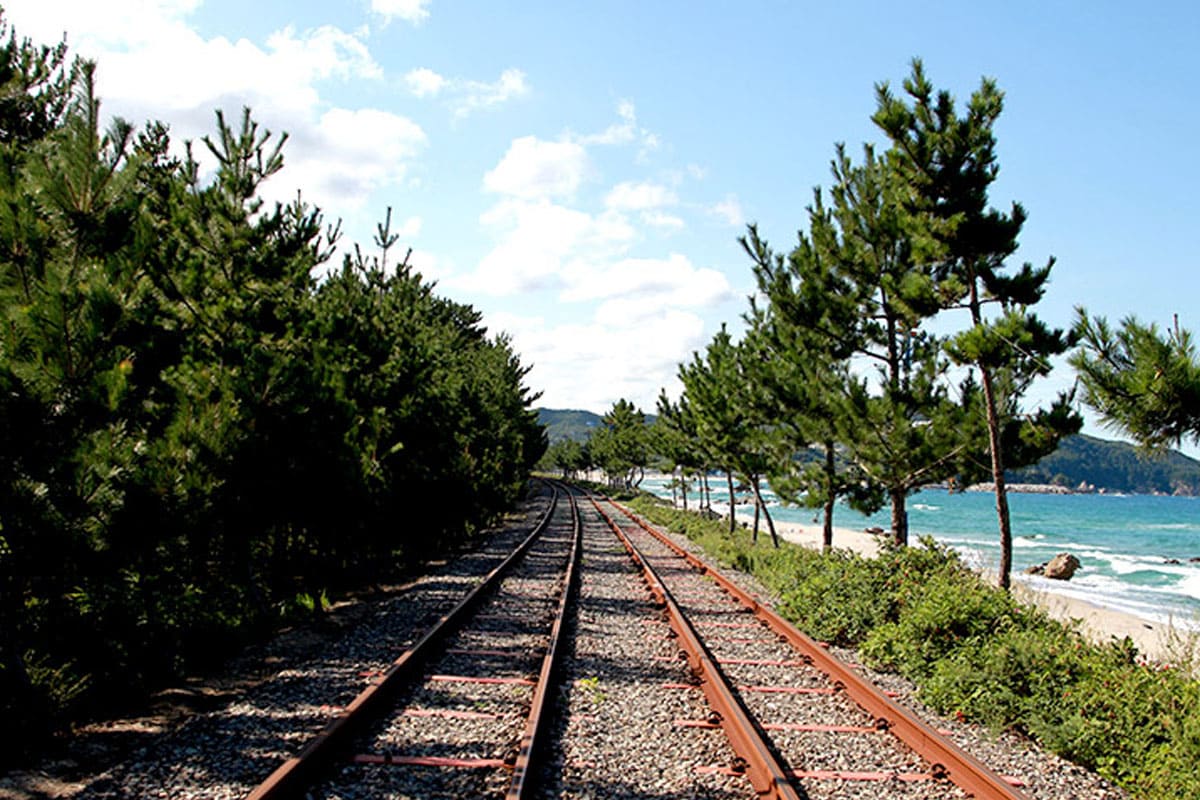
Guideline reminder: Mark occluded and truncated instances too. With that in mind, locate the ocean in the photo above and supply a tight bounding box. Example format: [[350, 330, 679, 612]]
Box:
[[639, 476, 1200, 629]]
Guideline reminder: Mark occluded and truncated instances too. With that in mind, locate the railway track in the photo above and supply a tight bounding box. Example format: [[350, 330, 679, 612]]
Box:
[[242, 482, 1033, 799], [587, 492, 1030, 800], [246, 479, 581, 799]]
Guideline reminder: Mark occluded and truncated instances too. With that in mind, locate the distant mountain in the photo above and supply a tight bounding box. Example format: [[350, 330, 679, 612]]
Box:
[[537, 407, 656, 444], [537, 409, 1200, 495], [1009, 433, 1200, 496], [537, 408, 603, 443]]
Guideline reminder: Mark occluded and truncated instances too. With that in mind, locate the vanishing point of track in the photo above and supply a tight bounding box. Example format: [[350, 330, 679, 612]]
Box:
[[243, 480, 1031, 799]]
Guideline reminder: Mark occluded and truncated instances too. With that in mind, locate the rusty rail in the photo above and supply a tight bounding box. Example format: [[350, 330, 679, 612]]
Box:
[[505, 484, 582, 799], [246, 481, 563, 800], [588, 495, 803, 800], [607, 495, 1030, 800]]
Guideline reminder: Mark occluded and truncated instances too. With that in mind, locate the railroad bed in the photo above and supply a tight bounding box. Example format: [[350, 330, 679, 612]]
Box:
[[54, 481, 1128, 800]]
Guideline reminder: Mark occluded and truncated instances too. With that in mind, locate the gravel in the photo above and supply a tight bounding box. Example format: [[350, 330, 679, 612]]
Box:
[[1, 488, 553, 800], [606, 499, 1131, 800], [2, 486, 1132, 800]]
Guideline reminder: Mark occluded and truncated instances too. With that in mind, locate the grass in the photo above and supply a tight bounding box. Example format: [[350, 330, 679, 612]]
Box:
[[626, 492, 1200, 800]]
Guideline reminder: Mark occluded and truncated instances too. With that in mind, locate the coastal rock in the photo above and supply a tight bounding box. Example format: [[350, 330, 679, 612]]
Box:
[[1044, 553, 1081, 581], [1024, 564, 1045, 575]]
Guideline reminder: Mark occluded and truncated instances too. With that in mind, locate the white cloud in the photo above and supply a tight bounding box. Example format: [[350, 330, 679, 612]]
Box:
[[483, 136, 590, 200], [605, 180, 678, 211], [710, 194, 745, 226], [449, 68, 529, 118], [405, 66, 528, 118], [578, 100, 659, 156], [396, 215, 423, 238], [404, 66, 529, 118], [404, 67, 447, 97], [4, 1, 422, 228], [370, 0, 431, 24], [266, 108, 427, 212], [641, 210, 685, 231], [561, 253, 731, 308], [5, 0, 200, 51], [488, 308, 707, 413], [460, 199, 635, 295]]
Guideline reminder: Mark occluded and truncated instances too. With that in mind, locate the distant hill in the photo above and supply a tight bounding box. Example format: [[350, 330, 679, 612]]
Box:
[[1010, 433, 1200, 495], [537, 408, 603, 443], [537, 407, 656, 444]]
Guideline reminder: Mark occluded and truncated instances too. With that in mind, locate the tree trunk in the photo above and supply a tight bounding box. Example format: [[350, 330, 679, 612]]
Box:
[[751, 481, 760, 544], [822, 440, 836, 552], [980, 365, 1014, 590], [681, 470, 689, 511], [751, 476, 779, 547], [890, 488, 908, 547], [726, 470, 736, 535]]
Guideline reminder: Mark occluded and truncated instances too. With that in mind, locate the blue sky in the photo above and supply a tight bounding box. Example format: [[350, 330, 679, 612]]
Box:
[[6, 1, 1199, 456]]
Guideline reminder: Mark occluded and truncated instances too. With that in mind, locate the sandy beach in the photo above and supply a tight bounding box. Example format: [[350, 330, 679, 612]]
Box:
[[747, 514, 1189, 664]]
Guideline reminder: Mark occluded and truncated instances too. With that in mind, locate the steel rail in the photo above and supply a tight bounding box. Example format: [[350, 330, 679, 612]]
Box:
[[505, 483, 582, 799], [587, 494, 803, 800], [607, 496, 1030, 800], [245, 481, 562, 800]]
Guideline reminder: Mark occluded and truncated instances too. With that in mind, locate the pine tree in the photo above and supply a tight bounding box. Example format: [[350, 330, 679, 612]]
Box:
[[874, 59, 1081, 588], [743, 226, 884, 550], [1071, 311, 1200, 449], [756, 144, 963, 546]]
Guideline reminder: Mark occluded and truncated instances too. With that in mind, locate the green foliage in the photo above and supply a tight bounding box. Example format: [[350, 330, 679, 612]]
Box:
[[630, 497, 1200, 800], [537, 408, 604, 443], [1071, 310, 1200, 450], [0, 25, 543, 760], [859, 570, 1017, 676], [588, 399, 650, 490]]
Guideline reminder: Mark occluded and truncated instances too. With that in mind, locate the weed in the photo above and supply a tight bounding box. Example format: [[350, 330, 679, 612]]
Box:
[[577, 675, 606, 705]]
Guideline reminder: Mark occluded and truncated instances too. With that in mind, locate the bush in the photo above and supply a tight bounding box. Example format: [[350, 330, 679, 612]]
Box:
[[859, 570, 1017, 678]]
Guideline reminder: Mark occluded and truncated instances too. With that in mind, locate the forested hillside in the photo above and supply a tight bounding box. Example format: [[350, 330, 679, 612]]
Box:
[[0, 19, 544, 755], [1011, 434, 1200, 495], [537, 408, 603, 443]]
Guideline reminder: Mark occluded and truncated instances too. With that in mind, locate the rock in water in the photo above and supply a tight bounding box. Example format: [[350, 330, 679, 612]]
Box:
[[1044, 553, 1081, 580], [1024, 564, 1045, 575]]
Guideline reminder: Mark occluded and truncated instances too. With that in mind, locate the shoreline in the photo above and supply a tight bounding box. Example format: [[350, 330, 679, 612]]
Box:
[[729, 510, 1189, 664]]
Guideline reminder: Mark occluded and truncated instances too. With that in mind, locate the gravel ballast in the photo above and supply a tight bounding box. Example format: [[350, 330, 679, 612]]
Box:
[[1, 485, 1133, 799]]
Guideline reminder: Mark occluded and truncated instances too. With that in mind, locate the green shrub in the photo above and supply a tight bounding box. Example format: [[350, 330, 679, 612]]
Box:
[[778, 550, 889, 645], [859, 570, 1017, 678]]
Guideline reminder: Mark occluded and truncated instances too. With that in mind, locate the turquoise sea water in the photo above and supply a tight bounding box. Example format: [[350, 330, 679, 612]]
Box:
[[640, 477, 1200, 628]]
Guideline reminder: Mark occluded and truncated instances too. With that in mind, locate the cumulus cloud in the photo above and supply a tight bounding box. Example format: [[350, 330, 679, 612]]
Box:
[[404, 67, 447, 97], [404, 66, 530, 118], [449, 68, 529, 118], [4, 1, 424, 227], [604, 181, 678, 211], [577, 100, 660, 157], [459, 199, 635, 295], [370, 0, 431, 24], [483, 136, 590, 200], [710, 194, 745, 226], [487, 308, 707, 413], [267, 108, 427, 211], [641, 210, 685, 231], [561, 253, 731, 308]]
